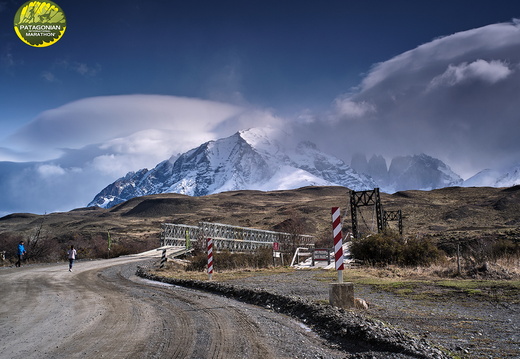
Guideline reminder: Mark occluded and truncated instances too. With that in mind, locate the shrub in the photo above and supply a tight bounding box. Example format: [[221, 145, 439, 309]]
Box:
[[437, 231, 520, 269], [350, 231, 445, 266], [186, 251, 209, 271], [491, 238, 519, 260], [400, 237, 444, 266], [0, 232, 25, 265], [186, 248, 273, 272]]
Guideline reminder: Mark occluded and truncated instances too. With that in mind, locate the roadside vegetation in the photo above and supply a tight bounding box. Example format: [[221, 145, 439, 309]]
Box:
[[156, 256, 520, 305], [350, 231, 444, 266], [0, 230, 156, 265], [350, 230, 519, 277], [185, 248, 273, 272], [151, 227, 519, 308]]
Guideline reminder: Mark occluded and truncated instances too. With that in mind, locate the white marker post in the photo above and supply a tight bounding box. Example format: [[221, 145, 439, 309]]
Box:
[[332, 207, 344, 283], [329, 207, 354, 308]]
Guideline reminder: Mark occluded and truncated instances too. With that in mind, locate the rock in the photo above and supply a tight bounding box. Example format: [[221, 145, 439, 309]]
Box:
[[355, 297, 369, 310]]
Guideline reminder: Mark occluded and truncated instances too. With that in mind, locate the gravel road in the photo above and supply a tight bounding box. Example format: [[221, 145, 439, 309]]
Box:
[[2, 257, 517, 359], [0, 257, 358, 359], [209, 270, 520, 359]]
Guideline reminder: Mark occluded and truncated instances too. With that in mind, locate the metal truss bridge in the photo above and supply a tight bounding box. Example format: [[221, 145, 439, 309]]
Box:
[[161, 221, 314, 252]]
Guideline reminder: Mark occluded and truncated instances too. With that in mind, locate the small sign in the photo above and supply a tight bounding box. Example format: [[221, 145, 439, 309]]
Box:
[[272, 242, 279, 251], [314, 248, 330, 261]]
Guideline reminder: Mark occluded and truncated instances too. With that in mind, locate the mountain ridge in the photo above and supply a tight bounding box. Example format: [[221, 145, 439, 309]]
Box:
[[88, 128, 377, 208], [88, 128, 517, 209]]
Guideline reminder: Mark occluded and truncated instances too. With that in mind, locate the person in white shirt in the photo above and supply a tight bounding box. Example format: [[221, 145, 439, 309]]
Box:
[[67, 245, 77, 272]]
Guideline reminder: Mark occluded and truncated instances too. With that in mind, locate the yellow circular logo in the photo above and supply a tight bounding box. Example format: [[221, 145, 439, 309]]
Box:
[[14, 1, 66, 47]]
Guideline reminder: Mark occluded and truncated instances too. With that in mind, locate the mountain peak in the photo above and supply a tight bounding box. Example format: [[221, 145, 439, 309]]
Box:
[[88, 127, 374, 208], [88, 130, 468, 209]]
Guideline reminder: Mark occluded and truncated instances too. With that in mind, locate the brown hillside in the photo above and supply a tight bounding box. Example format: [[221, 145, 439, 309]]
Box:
[[1, 186, 519, 248]]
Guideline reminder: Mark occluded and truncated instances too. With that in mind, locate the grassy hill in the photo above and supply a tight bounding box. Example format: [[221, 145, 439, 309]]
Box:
[[1, 185, 519, 262]]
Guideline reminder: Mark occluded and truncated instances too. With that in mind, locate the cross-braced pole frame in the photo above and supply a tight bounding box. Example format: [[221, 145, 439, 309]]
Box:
[[383, 210, 403, 236], [350, 188, 383, 238]]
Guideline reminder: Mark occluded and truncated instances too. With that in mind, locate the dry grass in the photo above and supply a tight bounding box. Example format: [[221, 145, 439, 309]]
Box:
[[2, 186, 520, 239], [151, 259, 520, 305], [154, 260, 297, 281], [352, 259, 520, 280], [1, 185, 519, 263], [2, 185, 520, 241]]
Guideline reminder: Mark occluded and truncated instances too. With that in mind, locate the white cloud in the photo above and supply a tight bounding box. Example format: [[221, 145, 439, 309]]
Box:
[[5, 94, 245, 158], [37, 164, 66, 178], [90, 154, 127, 177], [359, 21, 520, 93], [51, 59, 102, 78], [73, 62, 101, 77], [41, 71, 58, 83], [98, 128, 211, 159], [429, 59, 512, 89], [334, 98, 376, 118], [88, 128, 211, 177], [0, 94, 283, 214]]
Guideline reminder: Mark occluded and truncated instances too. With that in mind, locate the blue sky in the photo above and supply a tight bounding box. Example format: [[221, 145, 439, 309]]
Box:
[[0, 0, 519, 214], [2, 1, 517, 127]]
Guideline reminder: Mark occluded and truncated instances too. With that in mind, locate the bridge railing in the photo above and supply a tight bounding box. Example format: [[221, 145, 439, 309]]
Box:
[[161, 221, 314, 251], [161, 223, 200, 247]]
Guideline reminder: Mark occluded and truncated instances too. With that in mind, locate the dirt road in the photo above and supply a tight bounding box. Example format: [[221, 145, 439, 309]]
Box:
[[0, 256, 350, 359]]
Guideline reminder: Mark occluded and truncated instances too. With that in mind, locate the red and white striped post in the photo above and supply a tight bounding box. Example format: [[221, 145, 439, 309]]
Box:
[[332, 207, 344, 283], [207, 237, 214, 280]]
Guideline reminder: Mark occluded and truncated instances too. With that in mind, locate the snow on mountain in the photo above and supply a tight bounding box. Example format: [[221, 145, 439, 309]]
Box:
[[495, 166, 520, 187], [351, 153, 463, 192], [88, 128, 376, 208], [463, 169, 500, 187], [387, 154, 463, 192], [463, 164, 520, 187]]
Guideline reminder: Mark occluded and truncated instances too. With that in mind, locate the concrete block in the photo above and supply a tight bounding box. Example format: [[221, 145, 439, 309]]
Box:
[[329, 282, 355, 309]]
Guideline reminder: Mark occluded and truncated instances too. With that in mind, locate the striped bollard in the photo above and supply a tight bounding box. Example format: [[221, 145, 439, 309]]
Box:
[[329, 207, 354, 308], [207, 237, 214, 280], [332, 207, 344, 283], [160, 249, 167, 269]]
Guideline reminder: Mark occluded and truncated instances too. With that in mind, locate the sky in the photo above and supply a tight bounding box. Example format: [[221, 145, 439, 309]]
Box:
[[0, 0, 519, 215]]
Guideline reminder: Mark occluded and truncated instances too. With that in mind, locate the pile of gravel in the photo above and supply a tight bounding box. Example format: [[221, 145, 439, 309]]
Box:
[[137, 267, 451, 359]]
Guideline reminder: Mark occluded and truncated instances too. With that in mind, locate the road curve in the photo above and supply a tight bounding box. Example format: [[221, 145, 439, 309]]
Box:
[[0, 256, 347, 359]]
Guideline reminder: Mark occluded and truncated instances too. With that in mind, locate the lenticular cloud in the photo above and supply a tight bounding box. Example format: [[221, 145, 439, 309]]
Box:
[[6, 94, 244, 156]]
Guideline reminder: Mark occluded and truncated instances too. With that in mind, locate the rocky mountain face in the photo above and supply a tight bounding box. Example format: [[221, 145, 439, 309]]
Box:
[[88, 128, 376, 208], [350, 153, 463, 192]]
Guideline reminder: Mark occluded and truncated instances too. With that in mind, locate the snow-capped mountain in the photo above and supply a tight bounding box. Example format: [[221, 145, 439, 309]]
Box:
[[88, 128, 376, 208], [387, 154, 463, 192], [351, 153, 463, 192], [463, 164, 520, 187]]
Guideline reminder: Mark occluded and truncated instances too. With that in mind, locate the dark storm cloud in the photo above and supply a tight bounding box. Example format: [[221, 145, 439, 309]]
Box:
[[292, 20, 520, 178]]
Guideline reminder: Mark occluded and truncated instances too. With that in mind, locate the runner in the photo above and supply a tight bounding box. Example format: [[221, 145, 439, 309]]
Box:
[[15, 241, 26, 267], [67, 245, 77, 272]]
